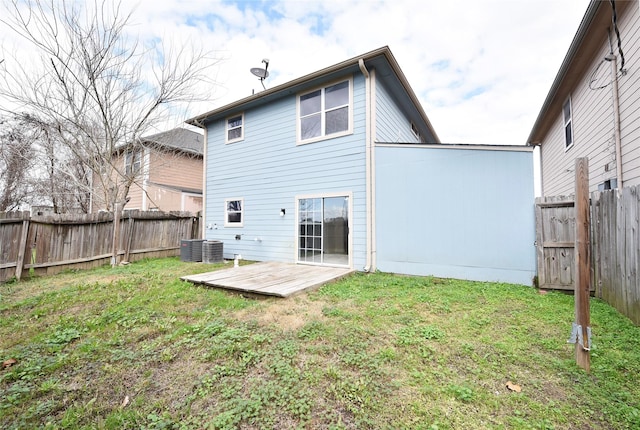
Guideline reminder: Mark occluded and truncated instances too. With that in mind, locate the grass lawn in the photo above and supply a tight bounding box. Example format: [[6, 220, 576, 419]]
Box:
[[1, 258, 639, 429]]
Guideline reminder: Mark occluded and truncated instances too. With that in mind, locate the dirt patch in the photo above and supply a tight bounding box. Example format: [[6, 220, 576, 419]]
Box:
[[236, 295, 327, 331]]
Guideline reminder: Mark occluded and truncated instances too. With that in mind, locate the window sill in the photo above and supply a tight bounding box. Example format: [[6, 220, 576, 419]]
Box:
[[296, 130, 352, 146]]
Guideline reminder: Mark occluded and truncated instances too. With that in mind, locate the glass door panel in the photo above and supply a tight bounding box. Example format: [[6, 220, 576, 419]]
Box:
[[298, 196, 349, 266]]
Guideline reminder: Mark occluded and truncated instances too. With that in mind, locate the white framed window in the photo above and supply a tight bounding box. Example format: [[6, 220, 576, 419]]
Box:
[[224, 198, 244, 227], [563, 98, 573, 150], [226, 113, 244, 144], [125, 149, 141, 176], [297, 78, 352, 144]]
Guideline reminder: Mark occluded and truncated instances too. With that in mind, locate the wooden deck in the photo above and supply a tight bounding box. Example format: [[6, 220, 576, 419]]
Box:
[[180, 261, 354, 298]]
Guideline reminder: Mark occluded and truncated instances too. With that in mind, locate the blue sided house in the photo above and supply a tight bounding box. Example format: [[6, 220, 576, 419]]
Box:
[[187, 46, 536, 285]]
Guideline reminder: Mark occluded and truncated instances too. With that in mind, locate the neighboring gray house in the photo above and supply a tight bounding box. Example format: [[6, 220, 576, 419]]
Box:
[[528, 0, 640, 195], [188, 46, 536, 285]]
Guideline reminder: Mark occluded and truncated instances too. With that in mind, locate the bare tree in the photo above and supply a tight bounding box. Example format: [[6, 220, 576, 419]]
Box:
[[0, 0, 217, 264], [0, 115, 36, 211]]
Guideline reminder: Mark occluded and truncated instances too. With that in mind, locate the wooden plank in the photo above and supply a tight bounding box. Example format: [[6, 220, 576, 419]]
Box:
[[620, 186, 638, 323], [632, 186, 640, 325], [181, 262, 353, 298], [15, 219, 30, 281], [542, 242, 574, 248], [535, 199, 545, 287], [574, 157, 591, 371], [537, 201, 575, 208]]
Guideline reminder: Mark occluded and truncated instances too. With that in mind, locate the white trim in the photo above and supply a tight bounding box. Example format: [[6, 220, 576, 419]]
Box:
[[181, 192, 202, 212], [370, 69, 377, 271], [296, 76, 354, 145], [225, 112, 244, 144], [224, 197, 244, 227], [375, 143, 535, 152], [202, 126, 207, 239], [294, 191, 353, 269]]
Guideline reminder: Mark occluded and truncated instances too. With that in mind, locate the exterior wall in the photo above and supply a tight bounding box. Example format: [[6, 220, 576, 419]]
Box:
[[147, 151, 203, 193], [144, 151, 203, 212], [618, 1, 640, 186], [92, 149, 203, 213], [91, 151, 144, 212], [375, 145, 536, 285], [203, 72, 368, 268], [375, 78, 422, 143], [541, 2, 640, 195]]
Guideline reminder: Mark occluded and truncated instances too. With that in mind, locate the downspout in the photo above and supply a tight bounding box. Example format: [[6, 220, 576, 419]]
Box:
[[195, 119, 207, 239], [609, 55, 624, 190], [359, 59, 373, 271]]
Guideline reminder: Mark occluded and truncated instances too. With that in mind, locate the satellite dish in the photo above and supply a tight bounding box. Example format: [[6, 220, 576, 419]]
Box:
[[250, 58, 270, 90], [250, 67, 269, 79]]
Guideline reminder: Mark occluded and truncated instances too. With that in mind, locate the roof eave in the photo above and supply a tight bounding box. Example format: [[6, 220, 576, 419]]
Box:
[[186, 46, 390, 127], [526, 0, 602, 145], [186, 46, 440, 143]]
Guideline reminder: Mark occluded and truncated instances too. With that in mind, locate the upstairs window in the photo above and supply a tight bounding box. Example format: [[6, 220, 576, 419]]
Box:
[[563, 98, 573, 149], [298, 79, 351, 143], [125, 149, 141, 176], [225, 198, 243, 227], [226, 113, 244, 144]]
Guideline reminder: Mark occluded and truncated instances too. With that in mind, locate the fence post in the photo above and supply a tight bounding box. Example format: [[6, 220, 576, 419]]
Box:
[[574, 157, 591, 371], [111, 203, 121, 267], [15, 213, 30, 281]]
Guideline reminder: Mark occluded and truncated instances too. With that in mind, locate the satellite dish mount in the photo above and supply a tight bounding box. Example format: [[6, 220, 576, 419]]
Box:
[[250, 58, 270, 90]]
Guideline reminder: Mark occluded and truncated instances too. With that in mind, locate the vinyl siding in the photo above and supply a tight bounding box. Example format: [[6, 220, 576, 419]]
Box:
[[148, 151, 202, 192], [376, 145, 536, 285], [617, 1, 640, 186], [375, 78, 421, 143], [204, 72, 367, 268], [541, 2, 640, 195]]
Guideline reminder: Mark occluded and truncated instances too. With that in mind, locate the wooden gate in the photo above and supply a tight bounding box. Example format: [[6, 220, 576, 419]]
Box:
[[534, 196, 576, 290]]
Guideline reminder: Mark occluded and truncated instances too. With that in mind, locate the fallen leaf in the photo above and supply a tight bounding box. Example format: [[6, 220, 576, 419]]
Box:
[[2, 358, 17, 369], [506, 381, 522, 393], [121, 395, 130, 408]]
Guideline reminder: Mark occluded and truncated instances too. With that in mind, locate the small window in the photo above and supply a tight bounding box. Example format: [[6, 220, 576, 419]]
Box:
[[125, 149, 141, 176], [563, 98, 573, 149], [225, 198, 243, 227], [598, 179, 618, 191], [410, 122, 426, 143], [226, 113, 244, 144], [298, 79, 352, 143]]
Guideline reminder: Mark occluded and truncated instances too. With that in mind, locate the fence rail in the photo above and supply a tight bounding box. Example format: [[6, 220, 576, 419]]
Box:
[[0, 211, 200, 283], [535, 185, 640, 325]]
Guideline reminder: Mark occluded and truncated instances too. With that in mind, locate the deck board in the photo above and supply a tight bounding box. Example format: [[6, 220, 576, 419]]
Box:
[[181, 262, 354, 297]]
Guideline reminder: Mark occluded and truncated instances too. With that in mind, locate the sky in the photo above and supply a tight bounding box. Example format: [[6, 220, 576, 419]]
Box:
[[1, 0, 591, 146]]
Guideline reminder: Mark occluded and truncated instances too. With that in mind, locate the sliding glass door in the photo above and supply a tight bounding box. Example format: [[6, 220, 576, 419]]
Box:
[[298, 196, 349, 266]]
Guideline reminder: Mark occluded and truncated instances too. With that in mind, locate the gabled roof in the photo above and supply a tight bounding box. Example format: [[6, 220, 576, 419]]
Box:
[[142, 128, 203, 156], [527, 0, 633, 145], [186, 46, 440, 143]]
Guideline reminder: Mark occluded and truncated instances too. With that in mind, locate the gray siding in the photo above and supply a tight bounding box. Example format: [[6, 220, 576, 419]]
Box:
[[375, 78, 421, 143], [541, 2, 640, 195], [204, 73, 368, 269], [376, 145, 536, 285]]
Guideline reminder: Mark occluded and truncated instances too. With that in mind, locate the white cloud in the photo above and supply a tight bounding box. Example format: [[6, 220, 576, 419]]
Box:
[[1, 0, 590, 144]]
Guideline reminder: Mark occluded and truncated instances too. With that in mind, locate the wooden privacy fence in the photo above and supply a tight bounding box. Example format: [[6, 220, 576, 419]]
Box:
[[535, 185, 640, 325], [0, 210, 200, 283]]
